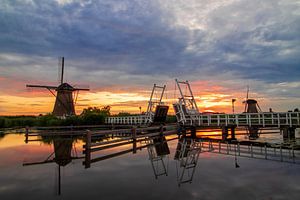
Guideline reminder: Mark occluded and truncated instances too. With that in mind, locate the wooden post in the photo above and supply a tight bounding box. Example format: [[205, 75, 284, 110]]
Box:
[[264, 144, 267, 159], [25, 126, 29, 144], [292, 147, 295, 163], [85, 130, 91, 168], [230, 126, 236, 140], [226, 142, 229, 154], [132, 126, 137, 154], [209, 141, 213, 151], [222, 126, 228, 141], [280, 146, 283, 162]]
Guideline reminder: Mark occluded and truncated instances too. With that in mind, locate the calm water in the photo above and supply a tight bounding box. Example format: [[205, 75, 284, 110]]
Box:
[[0, 132, 300, 200]]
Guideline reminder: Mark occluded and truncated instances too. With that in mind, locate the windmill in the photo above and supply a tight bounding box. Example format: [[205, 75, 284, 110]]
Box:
[[242, 86, 262, 139], [243, 86, 262, 113], [26, 57, 89, 117]]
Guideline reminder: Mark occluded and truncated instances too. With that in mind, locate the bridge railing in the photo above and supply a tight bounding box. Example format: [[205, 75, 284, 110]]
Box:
[[105, 115, 149, 125], [181, 112, 300, 127]]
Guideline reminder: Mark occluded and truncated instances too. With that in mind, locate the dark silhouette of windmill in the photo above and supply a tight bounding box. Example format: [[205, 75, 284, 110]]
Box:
[[23, 137, 82, 195], [26, 57, 89, 117], [243, 86, 262, 139], [243, 86, 262, 113]]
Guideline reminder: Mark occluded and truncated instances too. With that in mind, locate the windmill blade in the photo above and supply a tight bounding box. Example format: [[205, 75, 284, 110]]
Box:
[[26, 84, 58, 90], [72, 84, 90, 91], [73, 88, 90, 91], [244, 85, 249, 112], [58, 57, 65, 84], [58, 57, 62, 84], [257, 102, 263, 112], [23, 159, 55, 166], [246, 85, 249, 100], [73, 90, 79, 106]]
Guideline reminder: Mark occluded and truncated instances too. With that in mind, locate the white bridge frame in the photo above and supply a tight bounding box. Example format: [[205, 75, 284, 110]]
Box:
[[177, 112, 300, 127], [105, 115, 148, 125], [105, 84, 166, 125], [173, 79, 300, 128]]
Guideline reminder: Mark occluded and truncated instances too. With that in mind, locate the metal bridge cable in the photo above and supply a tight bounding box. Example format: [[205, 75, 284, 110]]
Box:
[[165, 86, 168, 101], [174, 82, 177, 102]]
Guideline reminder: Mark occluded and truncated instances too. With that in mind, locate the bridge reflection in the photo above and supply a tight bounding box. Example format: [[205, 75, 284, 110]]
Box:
[[23, 129, 300, 195]]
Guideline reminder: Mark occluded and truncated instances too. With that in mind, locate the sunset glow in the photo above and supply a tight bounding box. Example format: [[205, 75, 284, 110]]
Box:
[[0, 0, 299, 116]]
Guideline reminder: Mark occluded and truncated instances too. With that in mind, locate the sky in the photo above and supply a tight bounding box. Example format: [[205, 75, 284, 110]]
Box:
[[0, 0, 300, 115]]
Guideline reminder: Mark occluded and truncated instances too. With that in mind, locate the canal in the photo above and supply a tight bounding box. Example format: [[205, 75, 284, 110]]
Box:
[[0, 131, 300, 200]]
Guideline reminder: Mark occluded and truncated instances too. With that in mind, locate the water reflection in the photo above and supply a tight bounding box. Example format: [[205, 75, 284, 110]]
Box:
[[16, 130, 300, 199], [0, 131, 5, 141], [84, 133, 203, 186], [146, 136, 170, 179], [23, 137, 83, 195], [174, 136, 201, 186]]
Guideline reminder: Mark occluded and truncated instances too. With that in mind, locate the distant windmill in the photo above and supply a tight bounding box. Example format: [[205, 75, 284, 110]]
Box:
[[243, 86, 262, 113], [26, 57, 89, 117], [242, 86, 262, 139]]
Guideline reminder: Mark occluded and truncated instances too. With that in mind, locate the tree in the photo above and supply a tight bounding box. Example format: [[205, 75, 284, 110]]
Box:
[[80, 106, 111, 125], [117, 112, 132, 116], [80, 106, 111, 116]]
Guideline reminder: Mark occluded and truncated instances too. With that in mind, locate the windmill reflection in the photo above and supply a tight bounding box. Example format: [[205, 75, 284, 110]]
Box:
[[146, 135, 170, 179], [174, 136, 201, 186], [23, 137, 83, 195]]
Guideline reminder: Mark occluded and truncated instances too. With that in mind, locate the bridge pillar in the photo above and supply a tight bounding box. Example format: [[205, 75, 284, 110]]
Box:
[[132, 126, 137, 154], [248, 127, 259, 140], [282, 127, 295, 141], [230, 126, 236, 140], [190, 126, 196, 138], [222, 126, 229, 141]]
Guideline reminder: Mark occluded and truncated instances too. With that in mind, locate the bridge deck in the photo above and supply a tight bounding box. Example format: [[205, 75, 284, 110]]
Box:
[[178, 112, 300, 128], [105, 115, 149, 125]]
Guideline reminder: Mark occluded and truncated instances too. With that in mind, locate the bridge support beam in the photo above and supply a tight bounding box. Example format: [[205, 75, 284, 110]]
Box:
[[222, 127, 229, 141], [222, 126, 236, 141], [230, 126, 236, 140], [281, 127, 296, 141], [248, 127, 259, 140]]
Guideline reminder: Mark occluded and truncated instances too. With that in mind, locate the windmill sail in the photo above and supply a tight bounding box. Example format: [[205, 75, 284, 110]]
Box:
[[26, 57, 89, 117]]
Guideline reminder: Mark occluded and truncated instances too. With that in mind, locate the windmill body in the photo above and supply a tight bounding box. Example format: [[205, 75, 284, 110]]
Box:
[[26, 57, 89, 117], [245, 99, 260, 113], [53, 83, 76, 116], [243, 87, 262, 140]]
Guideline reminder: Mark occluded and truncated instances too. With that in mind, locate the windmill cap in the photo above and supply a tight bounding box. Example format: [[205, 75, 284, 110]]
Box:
[[246, 99, 257, 104], [56, 83, 74, 91]]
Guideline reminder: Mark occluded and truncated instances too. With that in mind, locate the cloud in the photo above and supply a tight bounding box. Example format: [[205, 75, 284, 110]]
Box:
[[0, 0, 299, 114], [1, 0, 299, 81]]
